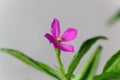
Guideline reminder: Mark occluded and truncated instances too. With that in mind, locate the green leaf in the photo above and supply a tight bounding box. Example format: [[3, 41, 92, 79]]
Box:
[[108, 9, 120, 25], [0, 48, 62, 80], [94, 72, 120, 80], [67, 36, 107, 75], [73, 46, 102, 80], [103, 50, 120, 73]]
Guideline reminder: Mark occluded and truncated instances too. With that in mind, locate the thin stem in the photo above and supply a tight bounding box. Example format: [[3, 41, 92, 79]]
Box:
[[55, 49, 65, 75], [55, 49, 71, 80]]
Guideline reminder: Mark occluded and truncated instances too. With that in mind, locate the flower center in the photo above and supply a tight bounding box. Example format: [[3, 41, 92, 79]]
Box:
[[56, 37, 62, 42]]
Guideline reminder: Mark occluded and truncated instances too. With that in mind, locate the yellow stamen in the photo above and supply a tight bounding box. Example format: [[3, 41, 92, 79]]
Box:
[[56, 37, 62, 42]]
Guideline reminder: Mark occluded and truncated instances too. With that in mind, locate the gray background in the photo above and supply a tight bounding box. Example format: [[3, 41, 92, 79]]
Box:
[[0, 0, 120, 80]]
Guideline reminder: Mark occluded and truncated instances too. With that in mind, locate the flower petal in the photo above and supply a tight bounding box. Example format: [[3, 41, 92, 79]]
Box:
[[58, 43, 74, 52], [44, 33, 55, 43], [52, 42, 58, 48], [61, 28, 77, 42], [51, 18, 60, 38]]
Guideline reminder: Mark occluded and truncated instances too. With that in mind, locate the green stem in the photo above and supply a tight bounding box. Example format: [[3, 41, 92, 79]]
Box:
[[55, 49, 65, 74], [55, 49, 71, 80], [55, 49, 67, 79]]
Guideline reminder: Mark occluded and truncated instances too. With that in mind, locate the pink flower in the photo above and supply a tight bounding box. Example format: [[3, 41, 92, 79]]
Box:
[[44, 18, 77, 52]]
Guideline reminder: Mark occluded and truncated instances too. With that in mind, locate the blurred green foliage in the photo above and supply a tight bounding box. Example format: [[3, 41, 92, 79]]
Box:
[[108, 9, 120, 25]]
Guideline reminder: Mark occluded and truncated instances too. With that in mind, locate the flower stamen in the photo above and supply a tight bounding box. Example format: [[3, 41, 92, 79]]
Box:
[[56, 37, 62, 42]]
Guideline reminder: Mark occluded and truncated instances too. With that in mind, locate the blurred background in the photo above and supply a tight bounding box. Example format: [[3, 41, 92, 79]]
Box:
[[0, 0, 120, 80]]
